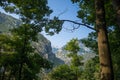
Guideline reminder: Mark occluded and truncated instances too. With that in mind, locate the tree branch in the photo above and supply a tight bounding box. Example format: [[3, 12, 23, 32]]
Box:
[[61, 19, 97, 31]]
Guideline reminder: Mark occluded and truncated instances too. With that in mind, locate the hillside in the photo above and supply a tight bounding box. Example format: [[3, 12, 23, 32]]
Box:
[[0, 12, 64, 66], [54, 40, 96, 64], [0, 12, 96, 66], [0, 12, 21, 32]]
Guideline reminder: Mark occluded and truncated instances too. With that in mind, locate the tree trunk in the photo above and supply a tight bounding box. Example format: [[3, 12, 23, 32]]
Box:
[[18, 63, 23, 80], [18, 26, 27, 80], [112, 0, 120, 29], [1, 67, 6, 80], [95, 0, 114, 80]]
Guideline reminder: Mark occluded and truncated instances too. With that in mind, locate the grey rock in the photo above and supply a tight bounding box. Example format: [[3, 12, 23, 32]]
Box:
[[0, 12, 64, 66]]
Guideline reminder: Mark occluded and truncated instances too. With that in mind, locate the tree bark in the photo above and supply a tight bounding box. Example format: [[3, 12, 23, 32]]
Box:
[[112, 0, 120, 29], [95, 0, 114, 80]]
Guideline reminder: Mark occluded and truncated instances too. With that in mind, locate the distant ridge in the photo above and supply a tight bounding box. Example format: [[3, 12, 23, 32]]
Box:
[[0, 12, 21, 32]]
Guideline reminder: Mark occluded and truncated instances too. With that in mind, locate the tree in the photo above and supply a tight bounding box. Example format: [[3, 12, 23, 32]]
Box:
[[95, 0, 113, 80], [0, 0, 63, 35], [80, 56, 100, 80], [0, 0, 118, 79], [49, 38, 83, 80], [0, 33, 15, 80], [81, 32, 98, 54], [69, 0, 114, 79], [65, 38, 83, 67], [65, 38, 83, 80], [49, 64, 77, 80], [65, 39, 80, 54], [0, 27, 52, 80], [81, 26, 120, 80], [109, 26, 120, 80], [0, 0, 55, 80], [112, 0, 120, 29]]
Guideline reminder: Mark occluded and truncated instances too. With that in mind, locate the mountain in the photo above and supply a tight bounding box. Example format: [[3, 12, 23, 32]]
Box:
[[54, 40, 96, 64], [32, 35, 64, 65], [52, 46, 59, 54], [0, 12, 96, 66], [0, 12, 21, 32], [0, 12, 64, 66]]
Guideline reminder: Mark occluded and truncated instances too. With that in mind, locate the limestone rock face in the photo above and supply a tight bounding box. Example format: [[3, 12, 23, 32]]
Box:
[[32, 35, 64, 65]]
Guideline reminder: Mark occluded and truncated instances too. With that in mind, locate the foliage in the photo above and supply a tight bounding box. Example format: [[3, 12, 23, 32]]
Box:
[[72, 0, 116, 27], [49, 64, 77, 80], [71, 0, 119, 79], [81, 56, 100, 80], [80, 26, 120, 79], [81, 32, 98, 54], [1, 0, 120, 79], [65, 38, 83, 67], [0, 0, 64, 35], [65, 38, 80, 54], [0, 25, 52, 80], [0, 0, 56, 80], [49, 38, 83, 80], [109, 26, 120, 80]]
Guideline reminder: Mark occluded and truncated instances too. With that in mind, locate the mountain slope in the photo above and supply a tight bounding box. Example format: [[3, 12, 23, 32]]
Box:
[[54, 40, 96, 64], [0, 12, 21, 32], [0, 12, 64, 66]]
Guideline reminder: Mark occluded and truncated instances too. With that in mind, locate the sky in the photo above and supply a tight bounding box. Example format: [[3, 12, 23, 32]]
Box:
[[44, 0, 93, 48], [0, 0, 93, 48]]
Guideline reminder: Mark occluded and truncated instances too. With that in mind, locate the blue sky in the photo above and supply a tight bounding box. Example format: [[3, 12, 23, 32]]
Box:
[[44, 0, 93, 48], [0, 0, 93, 48]]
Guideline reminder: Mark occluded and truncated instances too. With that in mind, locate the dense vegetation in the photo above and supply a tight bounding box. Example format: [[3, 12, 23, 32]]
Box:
[[0, 0, 120, 80]]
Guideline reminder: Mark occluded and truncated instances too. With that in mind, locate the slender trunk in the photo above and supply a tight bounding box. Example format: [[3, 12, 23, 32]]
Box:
[[95, 0, 114, 80], [112, 0, 120, 29], [18, 63, 23, 80], [18, 25, 27, 80], [1, 67, 6, 80]]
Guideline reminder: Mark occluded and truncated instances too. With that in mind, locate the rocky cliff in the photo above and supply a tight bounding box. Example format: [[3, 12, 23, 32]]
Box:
[[32, 35, 64, 66], [0, 12, 96, 66], [0, 12, 21, 32], [54, 40, 96, 64], [0, 12, 64, 66]]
